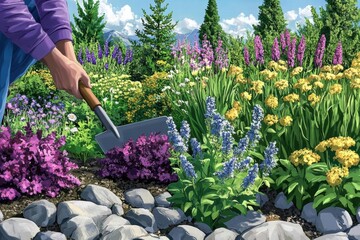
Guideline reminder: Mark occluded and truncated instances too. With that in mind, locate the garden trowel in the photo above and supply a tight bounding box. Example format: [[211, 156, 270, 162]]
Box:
[[78, 82, 168, 154]]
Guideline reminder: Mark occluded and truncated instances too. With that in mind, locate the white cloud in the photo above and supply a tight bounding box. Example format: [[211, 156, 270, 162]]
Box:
[[298, 5, 314, 25], [285, 10, 298, 22], [220, 13, 259, 37], [174, 18, 200, 34]]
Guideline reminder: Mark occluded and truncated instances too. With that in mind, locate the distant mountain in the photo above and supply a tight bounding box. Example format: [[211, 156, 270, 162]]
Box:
[[103, 28, 199, 47]]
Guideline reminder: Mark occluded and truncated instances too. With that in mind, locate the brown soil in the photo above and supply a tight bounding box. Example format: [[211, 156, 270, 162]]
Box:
[[0, 158, 323, 239]]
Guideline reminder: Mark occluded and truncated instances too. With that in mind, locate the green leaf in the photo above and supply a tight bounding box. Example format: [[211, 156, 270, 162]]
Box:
[[314, 186, 327, 197], [288, 182, 299, 193], [266, 128, 276, 134], [201, 198, 214, 205], [276, 175, 291, 186], [211, 210, 220, 220], [323, 193, 337, 205], [352, 182, 360, 191], [184, 202, 193, 212]]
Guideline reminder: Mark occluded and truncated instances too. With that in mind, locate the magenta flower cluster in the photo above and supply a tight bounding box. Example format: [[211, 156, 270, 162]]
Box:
[[332, 42, 343, 65], [254, 36, 264, 65], [287, 38, 297, 68], [97, 133, 178, 183], [297, 35, 306, 66], [314, 34, 326, 68], [271, 38, 280, 62], [0, 124, 80, 201]]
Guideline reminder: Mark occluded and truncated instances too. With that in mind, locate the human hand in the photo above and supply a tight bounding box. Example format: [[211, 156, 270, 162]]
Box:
[[42, 47, 92, 99]]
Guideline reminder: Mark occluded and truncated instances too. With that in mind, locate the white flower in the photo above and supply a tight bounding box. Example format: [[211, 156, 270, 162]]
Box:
[[184, 78, 190, 82], [103, 97, 108, 102], [70, 127, 78, 133], [175, 91, 181, 95], [161, 86, 171, 92], [115, 101, 119, 105], [179, 83, 186, 88], [64, 126, 70, 131], [67, 113, 77, 122]]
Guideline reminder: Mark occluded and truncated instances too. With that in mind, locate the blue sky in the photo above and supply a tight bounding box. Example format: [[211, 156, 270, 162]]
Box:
[[67, 0, 360, 36]]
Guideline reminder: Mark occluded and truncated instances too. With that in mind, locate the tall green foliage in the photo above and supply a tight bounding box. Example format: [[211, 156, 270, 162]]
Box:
[[320, 0, 360, 67], [71, 0, 106, 45], [253, 0, 286, 40], [199, 0, 227, 49], [130, 0, 177, 80]]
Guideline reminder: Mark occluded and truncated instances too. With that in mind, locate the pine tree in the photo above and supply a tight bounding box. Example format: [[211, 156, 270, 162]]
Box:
[[319, 0, 360, 67], [253, 0, 286, 40], [71, 0, 106, 45], [199, 0, 227, 49], [130, 0, 177, 79]]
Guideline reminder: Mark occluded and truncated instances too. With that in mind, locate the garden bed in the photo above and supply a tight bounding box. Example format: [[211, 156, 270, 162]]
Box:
[[0, 157, 322, 239]]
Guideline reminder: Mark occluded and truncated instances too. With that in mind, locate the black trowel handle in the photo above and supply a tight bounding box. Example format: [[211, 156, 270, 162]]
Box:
[[78, 81, 101, 111]]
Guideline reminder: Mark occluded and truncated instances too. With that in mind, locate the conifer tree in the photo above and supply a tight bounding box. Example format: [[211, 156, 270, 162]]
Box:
[[130, 0, 177, 79], [199, 0, 227, 49], [71, 0, 106, 45], [253, 0, 287, 40]]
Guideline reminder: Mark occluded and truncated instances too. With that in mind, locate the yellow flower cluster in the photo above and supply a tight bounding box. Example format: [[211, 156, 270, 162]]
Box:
[[240, 91, 252, 101], [332, 64, 344, 74], [350, 78, 360, 89], [315, 137, 356, 152], [329, 84, 342, 95], [334, 149, 360, 168], [289, 148, 321, 166], [308, 93, 321, 106], [260, 69, 278, 80], [228, 65, 246, 84], [263, 114, 278, 126], [268, 60, 288, 72], [225, 101, 241, 121], [313, 81, 324, 89], [250, 80, 265, 94], [274, 79, 289, 90], [326, 167, 349, 187], [294, 78, 312, 92], [265, 95, 278, 109], [344, 68, 359, 80], [279, 116, 293, 127], [291, 67, 303, 76], [308, 74, 321, 82], [283, 93, 300, 103], [320, 65, 332, 73]]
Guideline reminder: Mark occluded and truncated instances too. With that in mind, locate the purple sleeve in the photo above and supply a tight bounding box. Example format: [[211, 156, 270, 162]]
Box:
[[0, 1, 55, 60], [35, 0, 73, 44]]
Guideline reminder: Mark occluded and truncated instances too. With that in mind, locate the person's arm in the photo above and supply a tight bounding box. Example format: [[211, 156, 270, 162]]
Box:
[[0, 1, 55, 61]]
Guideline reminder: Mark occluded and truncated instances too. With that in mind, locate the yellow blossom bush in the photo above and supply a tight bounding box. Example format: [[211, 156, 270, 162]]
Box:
[[250, 80, 265, 94], [289, 149, 321, 166], [326, 167, 349, 187], [240, 91, 252, 101], [279, 116, 292, 127], [329, 84, 342, 95], [263, 114, 278, 126], [283, 93, 300, 103], [265, 95, 278, 109], [274, 79, 289, 90]]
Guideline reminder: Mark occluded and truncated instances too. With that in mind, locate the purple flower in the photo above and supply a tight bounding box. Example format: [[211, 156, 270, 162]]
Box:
[[332, 42, 343, 65], [287, 38, 297, 68], [205, 96, 216, 119], [297, 35, 306, 66], [235, 156, 252, 171], [214, 157, 236, 181], [180, 155, 197, 179], [242, 163, 259, 189], [246, 105, 264, 146], [98, 43, 103, 59], [285, 29, 291, 48], [254, 35, 264, 65], [234, 136, 249, 156], [112, 45, 119, 59], [166, 117, 188, 153], [77, 49, 84, 65], [260, 141, 278, 176], [85, 48, 91, 62], [190, 138, 203, 159], [200, 34, 214, 68], [105, 63, 109, 70], [91, 52, 97, 65], [243, 47, 250, 66], [179, 120, 190, 143], [215, 38, 229, 70], [314, 34, 326, 68], [280, 33, 286, 53], [272, 37, 280, 62]]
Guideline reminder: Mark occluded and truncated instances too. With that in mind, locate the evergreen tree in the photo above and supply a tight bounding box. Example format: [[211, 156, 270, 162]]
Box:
[[253, 0, 286, 40], [319, 0, 360, 67], [199, 0, 227, 49], [130, 0, 177, 79], [71, 0, 106, 45]]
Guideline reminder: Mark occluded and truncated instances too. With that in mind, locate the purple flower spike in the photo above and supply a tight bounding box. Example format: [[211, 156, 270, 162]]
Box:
[[254, 35, 264, 65], [314, 34, 326, 68], [243, 47, 250, 66], [272, 37, 280, 62], [287, 38, 297, 68], [297, 35, 306, 66], [332, 41, 343, 65]]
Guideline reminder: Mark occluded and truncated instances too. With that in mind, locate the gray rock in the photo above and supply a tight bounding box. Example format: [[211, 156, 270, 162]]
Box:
[[152, 207, 187, 229], [314, 232, 349, 240], [60, 216, 99, 240], [316, 207, 353, 234], [23, 199, 57, 227], [241, 220, 309, 240], [274, 192, 293, 210], [0, 217, 40, 239], [168, 225, 206, 240], [256, 193, 269, 208], [112, 203, 124, 216], [33, 231, 67, 240], [155, 192, 172, 207], [301, 202, 317, 225], [0, 210, 3, 222], [357, 207, 360, 223], [57, 200, 111, 227], [81, 184, 122, 208], [100, 214, 130, 236], [101, 225, 148, 240], [205, 227, 238, 240], [134, 234, 170, 240], [124, 188, 155, 210], [194, 222, 212, 235], [125, 208, 158, 233], [348, 224, 360, 240], [224, 211, 266, 234]]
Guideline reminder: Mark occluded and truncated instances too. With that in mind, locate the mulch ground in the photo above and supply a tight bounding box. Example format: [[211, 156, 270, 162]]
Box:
[[0, 158, 324, 239]]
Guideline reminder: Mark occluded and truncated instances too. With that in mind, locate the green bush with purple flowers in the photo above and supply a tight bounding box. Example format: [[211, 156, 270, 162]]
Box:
[[96, 133, 178, 183], [0, 124, 80, 201], [166, 96, 279, 229]]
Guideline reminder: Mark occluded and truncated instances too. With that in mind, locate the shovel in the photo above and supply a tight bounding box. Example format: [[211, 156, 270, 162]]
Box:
[[78, 82, 169, 154]]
